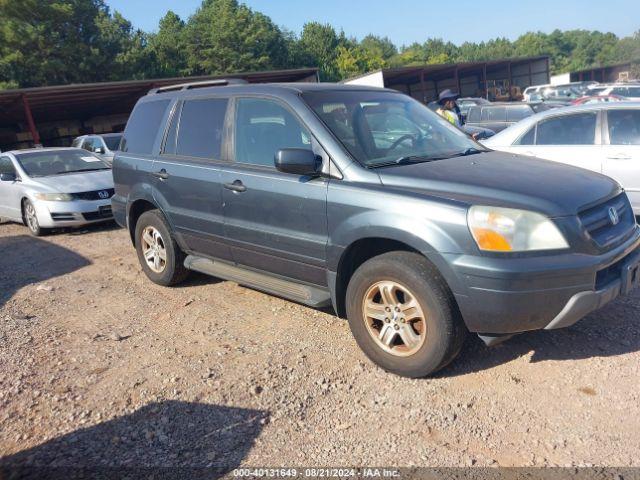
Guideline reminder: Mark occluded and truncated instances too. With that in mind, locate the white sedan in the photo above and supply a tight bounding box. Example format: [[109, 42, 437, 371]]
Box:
[[0, 148, 114, 235], [483, 103, 640, 215]]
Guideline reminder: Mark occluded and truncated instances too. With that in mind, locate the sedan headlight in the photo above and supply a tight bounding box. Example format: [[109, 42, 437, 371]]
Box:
[[468, 206, 568, 252], [34, 193, 73, 201]]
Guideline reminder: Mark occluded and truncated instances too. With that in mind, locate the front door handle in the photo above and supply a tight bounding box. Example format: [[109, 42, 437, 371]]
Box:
[[223, 180, 247, 193], [607, 154, 632, 160], [152, 169, 169, 180]]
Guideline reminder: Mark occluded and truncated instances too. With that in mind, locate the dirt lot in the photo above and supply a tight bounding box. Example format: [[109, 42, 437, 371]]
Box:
[[1, 220, 639, 471]]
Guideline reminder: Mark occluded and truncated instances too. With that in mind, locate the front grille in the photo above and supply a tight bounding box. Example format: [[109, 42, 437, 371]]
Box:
[[71, 189, 115, 201], [579, 194, 635, 249], [82, 205, 113, 221]]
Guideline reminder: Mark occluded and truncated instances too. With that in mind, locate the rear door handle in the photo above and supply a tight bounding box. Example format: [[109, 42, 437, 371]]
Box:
[[223, 180, 247, 193], [152, 169, 169, 180]]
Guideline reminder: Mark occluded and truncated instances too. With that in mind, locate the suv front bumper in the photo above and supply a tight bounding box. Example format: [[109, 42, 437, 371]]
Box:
[[447, 226, 640, 335]]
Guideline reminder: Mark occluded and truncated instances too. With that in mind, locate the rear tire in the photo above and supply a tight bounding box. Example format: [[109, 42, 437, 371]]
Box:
[[346, 251, 466, 378], [135, 209, 189, 286]]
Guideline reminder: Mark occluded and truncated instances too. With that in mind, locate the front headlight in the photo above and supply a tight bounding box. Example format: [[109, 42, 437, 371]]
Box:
[[34, 193, 73, 202], [468, 206, 568, 252]]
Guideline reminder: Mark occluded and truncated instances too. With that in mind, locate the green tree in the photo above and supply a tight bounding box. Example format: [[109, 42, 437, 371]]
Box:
[[360, 35, 397, 60], [298, 22, 346, 80], [0, 0, 108, 87], [147, 11, 188, 77], [182, 0, 288, 75], [94, 10, 153, 81]]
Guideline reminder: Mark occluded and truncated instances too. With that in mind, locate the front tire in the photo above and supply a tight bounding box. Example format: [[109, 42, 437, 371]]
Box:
[[23, 199, 47, 236], [135, 209, 189, 286], [346, 251, 466, 378]]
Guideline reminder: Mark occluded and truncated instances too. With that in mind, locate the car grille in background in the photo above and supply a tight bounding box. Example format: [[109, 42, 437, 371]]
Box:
[[579, 194, 635, 249], [71, 189, 115, 201], [82, 205, 113, 221]]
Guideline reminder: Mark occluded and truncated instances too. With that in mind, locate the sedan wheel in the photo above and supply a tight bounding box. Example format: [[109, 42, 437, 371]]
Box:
[[140, 226, 167, 273], [23, 199, 45, 236]]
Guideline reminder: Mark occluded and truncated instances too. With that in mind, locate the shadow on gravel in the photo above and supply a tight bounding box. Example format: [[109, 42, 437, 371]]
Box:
[[439, 293, 640, 378], [176, 271, 223, 288], [0, 400, 269, 480], [0, 235, 91, 308]]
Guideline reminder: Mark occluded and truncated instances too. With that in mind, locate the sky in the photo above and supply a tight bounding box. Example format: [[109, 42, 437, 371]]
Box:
[[107, 0, 638, 46]]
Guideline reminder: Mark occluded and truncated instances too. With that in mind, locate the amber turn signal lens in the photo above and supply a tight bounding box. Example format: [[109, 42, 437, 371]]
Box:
[[470, 227, 513, 252]]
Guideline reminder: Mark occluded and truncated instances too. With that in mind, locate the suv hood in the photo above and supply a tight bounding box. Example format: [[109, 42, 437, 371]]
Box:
[[376, 151, 620, 217], [30, 170, 113, 194]]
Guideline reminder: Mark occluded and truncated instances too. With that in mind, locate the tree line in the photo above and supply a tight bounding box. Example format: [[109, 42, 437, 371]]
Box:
[[1, 0, 639, 89]]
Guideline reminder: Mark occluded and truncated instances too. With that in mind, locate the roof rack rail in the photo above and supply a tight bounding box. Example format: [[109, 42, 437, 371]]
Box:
[[149, 78, 249, 94]]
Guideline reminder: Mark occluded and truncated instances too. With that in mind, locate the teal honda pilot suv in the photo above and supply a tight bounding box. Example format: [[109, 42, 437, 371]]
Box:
[[111, 79, 640, 377]]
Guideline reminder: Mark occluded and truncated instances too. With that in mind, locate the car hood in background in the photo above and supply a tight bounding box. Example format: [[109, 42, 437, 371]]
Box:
[[30, 169, 114, 194], [461, 125, 495, 139], [376, 151, 620, 217]]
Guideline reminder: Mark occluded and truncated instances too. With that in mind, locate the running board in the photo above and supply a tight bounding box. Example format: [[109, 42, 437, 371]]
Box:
[[184, 255, 331, 308]]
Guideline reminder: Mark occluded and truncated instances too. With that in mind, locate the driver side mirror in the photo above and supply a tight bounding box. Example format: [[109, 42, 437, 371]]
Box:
[[0, 172, 17, 182], [274, 148, 320, 176]]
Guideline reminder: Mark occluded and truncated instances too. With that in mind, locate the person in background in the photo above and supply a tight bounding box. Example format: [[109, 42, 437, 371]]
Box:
[[436, 89, 462, 127]]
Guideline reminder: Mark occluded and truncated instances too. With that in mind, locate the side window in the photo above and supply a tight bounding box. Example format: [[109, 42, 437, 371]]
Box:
[[627, 87, 640, 97], [81, 138, 93, 151], [507, 105, 533, 122], [467, 107, 480, 122], [536, 112, 597, 145], [611, 87, 628, 97], [121, 100, 170, 155], [482, 107, 506, 122], [0, 156, 16, 175], [175, 98, 228, 159], [516, 125, 536, 145], [607, 110, 640, 145], [234, 98, 312, 167]]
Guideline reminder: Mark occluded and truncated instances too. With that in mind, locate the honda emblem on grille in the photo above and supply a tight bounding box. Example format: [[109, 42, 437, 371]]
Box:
[[608, 206, 620, 226], [98, 190, 110, 199]]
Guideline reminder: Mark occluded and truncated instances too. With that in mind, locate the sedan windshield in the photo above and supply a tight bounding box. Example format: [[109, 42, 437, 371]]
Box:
[[103, 135, 122, 151], [302, 90, 484, 167], [16, 150, 109, 177]]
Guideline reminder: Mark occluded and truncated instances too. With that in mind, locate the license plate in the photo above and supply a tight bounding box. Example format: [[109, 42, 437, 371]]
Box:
[[621, 254, 640, 295]]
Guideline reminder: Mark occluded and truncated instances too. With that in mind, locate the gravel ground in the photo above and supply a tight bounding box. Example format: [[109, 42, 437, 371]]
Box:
[[1, 220, 639, 472]]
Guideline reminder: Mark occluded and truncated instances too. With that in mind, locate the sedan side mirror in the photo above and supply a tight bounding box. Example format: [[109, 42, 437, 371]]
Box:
[[274, 148, 320, 176], [93, 146, 105, 154], [0, 172, 17, 182]]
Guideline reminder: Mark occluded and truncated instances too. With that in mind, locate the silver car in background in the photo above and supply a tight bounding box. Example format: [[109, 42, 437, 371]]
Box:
[[0, 148, 114, 235], [483, 102, 640, 215], [72, 133, 123, 166]]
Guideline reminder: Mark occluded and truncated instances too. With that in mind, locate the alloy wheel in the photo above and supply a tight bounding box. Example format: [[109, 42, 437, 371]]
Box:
[[141, 226, 167, 273], [25, 202, 39, 233], [362, 280, 427, 357]]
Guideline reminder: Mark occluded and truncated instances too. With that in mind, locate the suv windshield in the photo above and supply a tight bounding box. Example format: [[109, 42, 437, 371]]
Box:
[[302, 90, 483, 167], [16, 150, 109, 177], [102, 134, 122, 151]]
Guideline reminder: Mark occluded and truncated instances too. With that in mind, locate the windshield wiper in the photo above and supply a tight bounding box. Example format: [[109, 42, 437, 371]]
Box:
[[55, 168, 109, 175], [456, 147, 486, 157], [393, 155, 449, 165]]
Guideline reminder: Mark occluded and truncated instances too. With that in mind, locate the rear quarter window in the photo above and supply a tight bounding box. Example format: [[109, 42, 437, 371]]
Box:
[[121, 100, 171, 155]]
